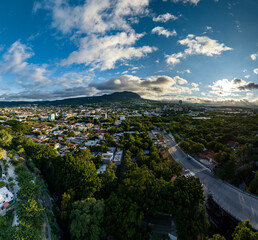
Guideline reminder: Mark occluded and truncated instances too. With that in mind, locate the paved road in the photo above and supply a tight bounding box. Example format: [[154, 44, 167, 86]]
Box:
[[163, 132, 258, 230]]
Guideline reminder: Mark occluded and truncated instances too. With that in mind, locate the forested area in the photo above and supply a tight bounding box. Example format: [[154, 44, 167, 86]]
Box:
[[207, 220, 258, 240], [0, 119, 209, 239], [0, 115, 257, 239], [149, 114, 258, 194], [17, 129, 207, 239]]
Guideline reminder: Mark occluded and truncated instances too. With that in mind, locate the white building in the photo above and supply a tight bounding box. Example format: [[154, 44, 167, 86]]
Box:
[[85, 140, 99, 147], [102, 152, 114, 164], [120, 115, 126, 121], [0, 187, 15, 216], [113, 150, 123, 165], [97, 164, 107, 174]]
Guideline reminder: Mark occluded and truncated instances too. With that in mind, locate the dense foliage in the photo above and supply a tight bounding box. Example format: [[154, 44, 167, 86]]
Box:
[[159, 114, 258, 193], [14, 165, 45, 239], [207, 220, 258, 240], [1, 111, 255, 239]]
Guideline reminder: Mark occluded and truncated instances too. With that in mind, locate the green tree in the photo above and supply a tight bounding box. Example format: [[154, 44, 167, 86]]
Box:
[[104, 193, 143, 240], [76, 149, 91, 161], [7, 120, 31, 134], [206, 234, 226, 240], [248, 173, 258, 195], [17, 181, 40, 200], [13, 221, 40, 240], [61, 189, 75, 222], [99, 162, 117, 199], [174, 177, 208, 240], [16, 199, 44, 231], [232, 220, 258, 240], [191, 142, 205, 154], [69, 198, 105, 240], [59, 154, 101, 200], [0, 129, 13, 148], [0, 213, 13, 240], [179, 140, 191, 153]]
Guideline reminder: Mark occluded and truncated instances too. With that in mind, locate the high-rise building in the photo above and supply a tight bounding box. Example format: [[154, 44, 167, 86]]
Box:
[[48, 113, 55, 121]]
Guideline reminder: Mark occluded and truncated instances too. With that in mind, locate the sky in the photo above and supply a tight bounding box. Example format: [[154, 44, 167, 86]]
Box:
[[0, 0, 257, 105]]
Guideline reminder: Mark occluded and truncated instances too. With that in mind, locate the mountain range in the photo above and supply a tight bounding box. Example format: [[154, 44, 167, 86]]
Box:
[[0, 91, 144, 107]]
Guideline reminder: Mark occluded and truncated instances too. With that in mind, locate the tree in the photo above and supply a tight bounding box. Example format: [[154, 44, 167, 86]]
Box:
[[76, 149, 91, 162], [173, 177, 208, 240], [58, 154, 101, 200], [69, 198, 105, 240], [0, 129, 13, 148], [7, 120, 31, 134], [206, 234, 226, 240], [232, 220, 258, 240], [16, 168, 34, 184], [61, 189, 75, 222], [152, 160, 182, 181], [104, 193, 143, 240], [248, 174, 258, 195], [179, 140, 191, 153], [17, 181, 40, 200], [99, 162, 117, 199], [16, 199, 44, 231], [207, 220, 258, 240], [13, 221, 40, 240], [191, 142, 205, 154], [0, 213, 13, 240], [119, 165, 155, 209]]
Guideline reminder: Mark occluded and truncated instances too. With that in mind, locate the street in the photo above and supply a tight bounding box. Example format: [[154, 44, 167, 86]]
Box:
[[163, 132, 258, 231]]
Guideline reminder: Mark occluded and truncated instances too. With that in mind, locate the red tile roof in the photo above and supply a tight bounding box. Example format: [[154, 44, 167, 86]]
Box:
[[199, 150, 215, 159], [3, 202, 9, 208]]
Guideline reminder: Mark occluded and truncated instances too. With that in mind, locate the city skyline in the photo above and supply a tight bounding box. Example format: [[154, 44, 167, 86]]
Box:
[[0, 0, 257, 105]]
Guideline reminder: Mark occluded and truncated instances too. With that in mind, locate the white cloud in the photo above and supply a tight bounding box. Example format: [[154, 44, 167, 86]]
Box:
[[153, 13, 178, 22], [62, 32, 156, 71], [37, 0, 149, 35], [253, 68, 258, 74], [171, 0, 200, 5], [0, 86, 98, 101], [205, 26, 213, 31], [166, 52, 183, 66], [208, 78, 258, 96], [1, 41, 34, 73], [235, 20, 241, 32], [90, 74, 199, 98], [166, 34, 232, 66], [54, 71, 93, 88], [35, 0, 155, 71], [246, 92, 253, 98], [191, 82, 199, 88], [177, 69, 191, 74], [244, 75, 250, 79], [0, 41, 49, 88], [173, 76, 188, 85], [250, 52, 258, 60], [179, 35, 232, 56], [152, 27, 177, 38]]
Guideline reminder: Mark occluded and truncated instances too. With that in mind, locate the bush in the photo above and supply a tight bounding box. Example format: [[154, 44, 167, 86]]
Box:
[[4, 164, 9, 171], [10, 157, 19, 166], [0, 181, 5, 188]]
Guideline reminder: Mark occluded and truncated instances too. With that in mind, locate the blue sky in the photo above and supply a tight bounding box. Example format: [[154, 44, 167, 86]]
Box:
[[0, 0, 257, 104]]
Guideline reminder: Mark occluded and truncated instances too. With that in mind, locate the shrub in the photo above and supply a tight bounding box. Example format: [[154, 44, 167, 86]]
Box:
[[0, 181, 5, 188]]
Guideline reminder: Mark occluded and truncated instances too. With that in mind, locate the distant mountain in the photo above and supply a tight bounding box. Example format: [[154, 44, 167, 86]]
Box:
[[0, 91, 143, 107]]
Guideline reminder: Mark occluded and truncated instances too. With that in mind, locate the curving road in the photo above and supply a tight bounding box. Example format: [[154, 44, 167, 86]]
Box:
[[163, 132, 258, 230]]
